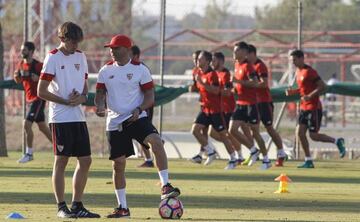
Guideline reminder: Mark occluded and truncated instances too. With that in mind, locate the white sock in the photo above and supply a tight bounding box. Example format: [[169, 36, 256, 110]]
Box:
[[203, 144, 214, 154], [199, 148, 204, 156], [115, 188, 127, 208], [229, 152, 236, 161], [277, 149, 286, 157], [305, 156, 312, 161], [145, 158, 153, 162], [263, 155, 269, 162], [250, 146, 258, 153], [158, 169, 169, 186], [26, 147, 33, 155], [235, 150, 243, 160]]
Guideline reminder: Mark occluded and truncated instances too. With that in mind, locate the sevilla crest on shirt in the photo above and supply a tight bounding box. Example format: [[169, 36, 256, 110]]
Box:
[[74, 64, 80, 71], [127, 73, 133, 80]]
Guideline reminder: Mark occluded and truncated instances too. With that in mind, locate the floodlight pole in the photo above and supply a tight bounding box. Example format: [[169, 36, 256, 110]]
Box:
[[295, 0, 303, 160], [22, 0, 29, 155], [158, 0, 166, 135], [266, 1, 302, 161]]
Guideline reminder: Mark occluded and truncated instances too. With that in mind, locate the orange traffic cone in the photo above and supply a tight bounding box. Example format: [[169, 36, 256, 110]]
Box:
[[274, 173, 292, 193]]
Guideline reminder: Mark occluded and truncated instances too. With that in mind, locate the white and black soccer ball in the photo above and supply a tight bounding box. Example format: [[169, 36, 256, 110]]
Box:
[[158, 197, 184, 219]]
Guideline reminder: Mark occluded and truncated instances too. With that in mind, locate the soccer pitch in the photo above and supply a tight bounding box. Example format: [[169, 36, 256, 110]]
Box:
[[0, 152, 359, 221]]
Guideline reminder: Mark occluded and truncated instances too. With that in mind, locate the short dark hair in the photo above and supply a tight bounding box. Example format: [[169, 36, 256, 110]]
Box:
[[213, 52, 225, 62], [200, 50, 212, 62], [248, 44, 256, 55], [58, 21, 83, 42], [193, 50, 201, 59], [131, 45, 141, 56], [234, 41, 249, 52], [23, 41, 35, 52], [290, 49, 304, 58]]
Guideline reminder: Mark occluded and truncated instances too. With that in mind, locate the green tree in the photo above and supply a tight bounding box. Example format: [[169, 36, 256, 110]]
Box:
[[255, 0, 355, 31]]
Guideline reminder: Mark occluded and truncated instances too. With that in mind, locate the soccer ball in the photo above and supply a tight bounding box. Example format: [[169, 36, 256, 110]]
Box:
[[158, 197, 183, 219]]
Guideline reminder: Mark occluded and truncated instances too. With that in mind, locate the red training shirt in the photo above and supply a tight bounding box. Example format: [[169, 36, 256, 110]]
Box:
[[15, 60, 43, 103], [233, 60, 258, 105], [296, 64, 322, 111], [216, 67, 235, 113], [196, 68, 221, 114], [254, 59, 272, 103]]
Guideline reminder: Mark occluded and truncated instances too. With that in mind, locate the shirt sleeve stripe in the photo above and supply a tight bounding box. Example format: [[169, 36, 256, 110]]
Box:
[[140, 81, 154, 91], [39, 73, 54, 81]]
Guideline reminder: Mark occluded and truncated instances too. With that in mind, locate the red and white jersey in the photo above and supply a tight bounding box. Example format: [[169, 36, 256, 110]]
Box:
[[40, 49, 88, 123], [96, 59, 154, 131]]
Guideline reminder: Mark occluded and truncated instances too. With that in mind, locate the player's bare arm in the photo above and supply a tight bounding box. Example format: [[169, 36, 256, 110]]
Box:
[[37, 79, 70, 105], [195, 75, 220, 94], [188, 84, 198, 92], [232, 75, 259, 88], [257, 76, 268, 88], [129, 88, 154, 122], [94, 88, 106, 117], [303, 79, 326, 101], [31, 74, 40, 82], [285, 87, 300, 96], [13, 71, 21, 84], [68, 81, 88, 106], [221, 82, 233, 96]]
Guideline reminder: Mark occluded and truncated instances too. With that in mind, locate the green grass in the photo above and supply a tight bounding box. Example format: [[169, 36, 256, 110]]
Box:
[[0, 152, 359, 221]]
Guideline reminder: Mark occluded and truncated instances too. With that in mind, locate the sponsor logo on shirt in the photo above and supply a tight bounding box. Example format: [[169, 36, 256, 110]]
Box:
[[127, 73, 133, 80], [61, 65, 65, 69], [74, 64, 80, 71]]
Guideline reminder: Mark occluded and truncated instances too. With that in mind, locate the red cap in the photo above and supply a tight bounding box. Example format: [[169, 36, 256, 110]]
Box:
[[104, 35, 132, 48]]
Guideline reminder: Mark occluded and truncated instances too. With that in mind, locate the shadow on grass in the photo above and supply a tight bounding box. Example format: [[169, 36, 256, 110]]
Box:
[[0, 192, 358, 214], [0, 169, 359, 184], [180, 219, 316, 222]]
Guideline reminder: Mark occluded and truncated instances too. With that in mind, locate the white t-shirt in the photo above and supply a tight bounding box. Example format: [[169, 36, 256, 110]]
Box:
[[97, 59, 154, 131], [41, 49, 88, 123]]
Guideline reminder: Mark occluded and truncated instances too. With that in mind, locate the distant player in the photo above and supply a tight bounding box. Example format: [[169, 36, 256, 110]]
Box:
[[38, 22, 99, 218], [14, 41, 52, 163], [189, 50, 209, 164], [130, 45, 154, 168], [286, 50, 346, 168], [247, 44, 287, 167], [210, 52, 244, 166], [190, 50, 237, 169], [229, 41, 271, 170]]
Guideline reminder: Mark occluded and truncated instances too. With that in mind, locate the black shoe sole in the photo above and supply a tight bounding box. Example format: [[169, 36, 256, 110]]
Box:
[[161, 188, 181, 200]]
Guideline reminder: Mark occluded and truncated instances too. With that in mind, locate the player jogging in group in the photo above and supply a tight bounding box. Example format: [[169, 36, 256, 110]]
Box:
[[286, 50, 346, 168], [14, 41, 52, 163], [189, 50, 211, 164], [229, 41, 271, 170], [95, 34, 180, 218], [189, 50, 236, 169], [247, 44, 288, 167], [210, 52, 244, 167], [38, 21, 100, 218]]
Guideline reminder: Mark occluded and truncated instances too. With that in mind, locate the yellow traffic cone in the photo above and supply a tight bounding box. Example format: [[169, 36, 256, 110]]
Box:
[[274, 173, 292, 193]]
